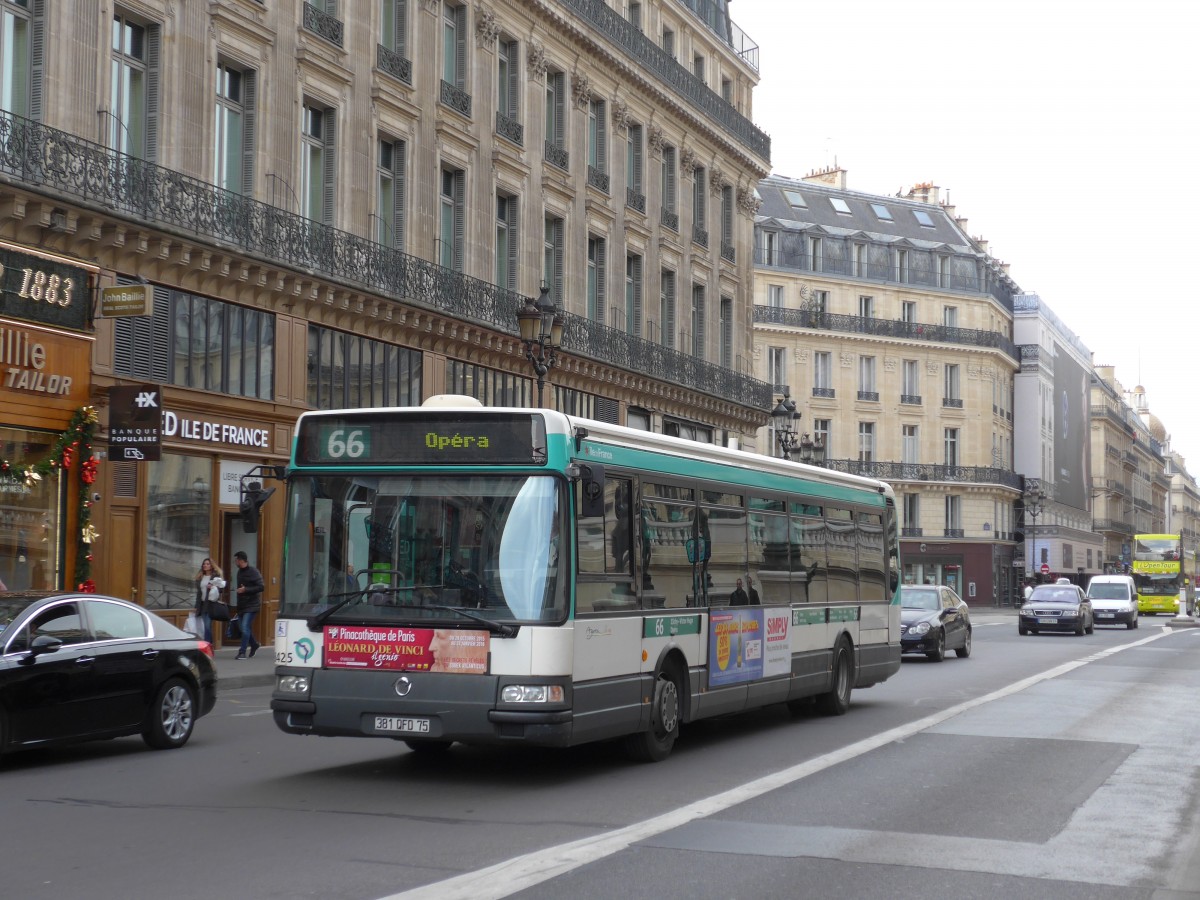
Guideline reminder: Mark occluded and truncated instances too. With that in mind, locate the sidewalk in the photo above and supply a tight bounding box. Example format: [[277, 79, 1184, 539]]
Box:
[[212, 644, 277, 691]]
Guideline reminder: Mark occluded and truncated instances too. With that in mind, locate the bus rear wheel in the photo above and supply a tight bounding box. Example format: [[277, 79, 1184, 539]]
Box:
[[815, 639, 853, 716], [624, 667, 681, 762]]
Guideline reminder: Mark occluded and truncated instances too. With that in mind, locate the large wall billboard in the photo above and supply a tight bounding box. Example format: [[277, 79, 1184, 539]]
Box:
[[1052, 342, 1091, 510]]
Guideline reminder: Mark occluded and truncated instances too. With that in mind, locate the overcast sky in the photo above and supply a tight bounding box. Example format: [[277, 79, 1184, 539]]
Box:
[[733, 0, 1199, 469]]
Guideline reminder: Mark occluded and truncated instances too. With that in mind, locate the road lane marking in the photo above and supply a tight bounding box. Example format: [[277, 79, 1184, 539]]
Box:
[[378, 628, 1178, 900]]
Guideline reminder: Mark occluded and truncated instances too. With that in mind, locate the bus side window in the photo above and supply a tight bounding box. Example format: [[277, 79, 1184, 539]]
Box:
[[576, 477, 638, 613]]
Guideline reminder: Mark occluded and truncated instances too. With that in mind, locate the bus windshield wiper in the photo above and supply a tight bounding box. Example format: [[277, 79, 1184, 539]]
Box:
[[307, 589, 376, 630], [416, 601, 519, 637]]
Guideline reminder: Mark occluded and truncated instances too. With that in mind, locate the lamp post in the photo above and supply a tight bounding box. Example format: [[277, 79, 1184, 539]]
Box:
[[516, 283, 564, 408], [1025, 483, 1046, 581], [770, 391, 826, 465]]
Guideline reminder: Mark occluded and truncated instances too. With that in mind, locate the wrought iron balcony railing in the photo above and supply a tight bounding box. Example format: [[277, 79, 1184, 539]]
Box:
[[720, 242, 735, 263], [558, 0, 769, 161], [755, 305, 1018, 361], [376, 44, 412, 85], [496, 112, 523, 146], [901, 527, 923, 537], [303, 2, 344, 47], [900, 394, 922, 405], [943, 397, 963, 408], [693, 225, 708, 248], [545, 141, 569, 171], [587, 164, 610, 193], [1092, 519, 1134, 535], [812, 387, 835, 398], [824, 459, 1024, 490], [439, 80, 472, 117], [857, 390, 878, 402], [0, 112, 771, 410], [943, 529, 965, 538], [625, 187, 646, 213], [661, 208, 679, 232]]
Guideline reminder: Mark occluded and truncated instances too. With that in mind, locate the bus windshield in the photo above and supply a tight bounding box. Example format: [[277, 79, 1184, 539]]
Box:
[[281, 474, 567, 624]]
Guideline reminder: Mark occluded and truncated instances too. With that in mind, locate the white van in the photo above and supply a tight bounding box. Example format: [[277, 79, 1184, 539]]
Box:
[[1085, 575, 1138, 629]]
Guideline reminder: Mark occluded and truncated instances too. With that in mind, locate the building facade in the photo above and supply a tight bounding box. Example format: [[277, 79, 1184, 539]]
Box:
[[752, 169, 1021, 606], [0, 0, 771, 637]]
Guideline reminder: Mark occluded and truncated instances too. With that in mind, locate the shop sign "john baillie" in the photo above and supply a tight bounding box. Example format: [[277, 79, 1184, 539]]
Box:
[[163, 411, 269, 448]]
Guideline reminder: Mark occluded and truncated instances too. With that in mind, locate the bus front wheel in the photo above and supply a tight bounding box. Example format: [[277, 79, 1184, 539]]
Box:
[[624, 667, 681, 762]]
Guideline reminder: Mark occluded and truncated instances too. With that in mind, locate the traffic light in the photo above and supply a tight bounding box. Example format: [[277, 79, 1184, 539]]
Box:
[[239, 481, 276, 533]]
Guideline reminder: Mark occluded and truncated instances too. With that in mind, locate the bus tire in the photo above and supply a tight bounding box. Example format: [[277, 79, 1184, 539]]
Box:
[[815, 639, 853, 716], [623, 666, 681, 762]]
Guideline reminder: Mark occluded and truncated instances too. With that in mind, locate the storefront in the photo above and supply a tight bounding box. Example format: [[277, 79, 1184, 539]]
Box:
[[902, 538, 1013, 607], [0, 243, 96, 592]]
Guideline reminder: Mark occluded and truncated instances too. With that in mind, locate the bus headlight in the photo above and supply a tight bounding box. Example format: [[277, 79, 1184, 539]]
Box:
[[277, 674, 311, 695], [501, 684, 565, 703]]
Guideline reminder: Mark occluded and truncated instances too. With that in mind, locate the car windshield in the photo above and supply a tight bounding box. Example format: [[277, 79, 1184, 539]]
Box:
[[280, 473, 568, 625], [901, 588, 939, 610], [1087, 584, 1129, 600], [1030, 588, 1077, 603]]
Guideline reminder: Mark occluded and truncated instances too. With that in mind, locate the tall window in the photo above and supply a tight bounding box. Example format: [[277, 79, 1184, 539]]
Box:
[[812, 418, 831, 458], [588, 98, 607, 180], [497, 37, 518, 125], [661, 145, 677, 220], [902, 425, 919, 464], [858, 356, 876, 398], [938, 255, 950, 288], [442, 2, 466, 90], [858, 422, 875, 462], [719, 296, 732, 368], [852, 243, 865, 277], [759, 230, 778, 265], [376, 136, 406, 248], [721, 76, 733, 103], [944, 427, 960, 466], [693, 166, 707, 238], [692, 52, 704, 82], [768, 284, 783, 308], [720, 185, 734, 255], [811, 290, 829, 313], [544, 214, 564, 302], [768, 346, 786, 390], [625, 253, 643, 336], [944, 363, 961, 402], [858, 295, 874, 318], [381, 0, 409, 58], [814, 351, 832, 392], [660, 269, 676, 348], [545, 69, 566, 164], [690, 284, 705, 357], [902, 359, 920, 401], [587, 235, 606, 322], [438, 166, 464, 271], [496, 193, 517, 291], [2, 0, 40, 119], [662, 26, 675, 58], [808, 236, 822, 271], [627, 1, 642, 30], [214, 63, 255, 195], [627, 122, 643, 200], [301, 103, 335, 223], [895, 248, 909, 283], [903, 493, 919, 531], [943, 305, 958, 327], [110, 11, 158, 160], [945, 495, 961, 533], [309, 325, 422, 410], [901, 300, 917, 323]]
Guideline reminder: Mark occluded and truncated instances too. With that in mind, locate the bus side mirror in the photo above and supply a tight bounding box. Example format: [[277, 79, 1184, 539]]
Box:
[[579, 464, 605, 519]]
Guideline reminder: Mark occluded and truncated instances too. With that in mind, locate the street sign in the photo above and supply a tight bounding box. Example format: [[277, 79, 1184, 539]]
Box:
[[1040, 563, 1050, 574]]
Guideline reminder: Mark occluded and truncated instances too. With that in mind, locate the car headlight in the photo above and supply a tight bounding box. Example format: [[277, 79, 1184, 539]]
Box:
[[500, 684, 565, 703], [908, 621, 931, 635], [277, 674, 310, 695], [1062, 606, 1079, 615]]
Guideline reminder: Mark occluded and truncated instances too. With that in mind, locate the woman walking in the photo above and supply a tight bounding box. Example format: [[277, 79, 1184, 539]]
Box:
[[193, 558, 226, 644]]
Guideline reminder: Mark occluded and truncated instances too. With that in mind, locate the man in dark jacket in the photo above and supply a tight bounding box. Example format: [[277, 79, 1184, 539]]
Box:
[[233, 550, 264, 659]]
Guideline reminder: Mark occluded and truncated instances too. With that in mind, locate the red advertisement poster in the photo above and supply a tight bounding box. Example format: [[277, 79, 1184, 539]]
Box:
[[323, 625, 489, 673]]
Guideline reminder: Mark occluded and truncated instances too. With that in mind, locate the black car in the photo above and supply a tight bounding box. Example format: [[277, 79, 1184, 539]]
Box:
[[899, 585, 972, 661], [1019, 584, 1094, 635], [0, 591, 217, 756]]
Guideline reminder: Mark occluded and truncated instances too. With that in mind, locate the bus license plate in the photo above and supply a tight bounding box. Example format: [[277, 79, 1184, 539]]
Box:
[[375, 716, 430, 734], [1037, 617, 1058, 625]]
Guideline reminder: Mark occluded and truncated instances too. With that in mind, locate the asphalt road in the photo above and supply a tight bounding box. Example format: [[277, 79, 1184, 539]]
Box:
[[3, 613, 1199, 900]]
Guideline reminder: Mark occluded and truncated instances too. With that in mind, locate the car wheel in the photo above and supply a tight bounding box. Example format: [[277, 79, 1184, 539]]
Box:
[[1018, 624, 1028, 636], [143, 678, 196, 750], [623, 663, 682, 761], [1075, 616, 1086, 636], [1086, 615, 1095, 635], [815, 639, 854, 716], [1133, 615, 1139, 629], [955, 627, 972, 658], [405, 739, 454, 755], [926, 629, 946, 662]]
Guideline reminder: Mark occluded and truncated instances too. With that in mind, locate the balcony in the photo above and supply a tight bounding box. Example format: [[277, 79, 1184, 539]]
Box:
[[625, 187, 646, 214], [661, 208, 679, 232], [943, 397, 964, 409], [587, 164, 610, 193], [901, 527, 923, 537], [754, 305, 1018, 361], [495, 112, 523, 147], [303, 2, 344, 47], [824, 460, 1024, 490], [545, 141, 569, 171], [943, 529, 965, 538], [900, 394, 922, 405], [720, 242, 736, 263], [376, 44, 412, 86], [693, 225, 708, 248], [0, 112, 771, 411], [439, 80, 472, 117], [857, 390, 879, 402], [812, 387, 835, 399], [1093, 519, 1134, 535]]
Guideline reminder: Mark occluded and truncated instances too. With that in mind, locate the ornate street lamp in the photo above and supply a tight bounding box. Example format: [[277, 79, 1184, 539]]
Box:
[[1024, 482, 1046, 580], [516, 283, 564, 407], [771, 391, 827, 465]]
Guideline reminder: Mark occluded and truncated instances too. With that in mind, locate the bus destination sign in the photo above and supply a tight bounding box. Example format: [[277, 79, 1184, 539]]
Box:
[[297, 412, 548, 466]]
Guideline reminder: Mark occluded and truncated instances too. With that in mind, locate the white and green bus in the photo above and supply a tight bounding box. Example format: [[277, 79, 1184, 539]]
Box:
[[271, 397, 902, 761]]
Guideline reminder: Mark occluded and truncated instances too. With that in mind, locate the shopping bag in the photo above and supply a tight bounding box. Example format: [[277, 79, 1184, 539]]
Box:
[[226, 616, 242, 641], [184, 612, 205, 639]]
